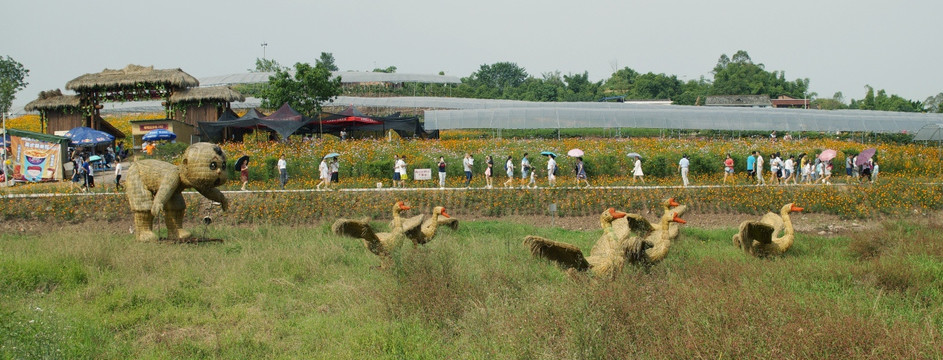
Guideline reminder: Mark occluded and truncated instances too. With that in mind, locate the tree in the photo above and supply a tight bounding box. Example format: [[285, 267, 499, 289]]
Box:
[[372, 66, 397, 73], [317, 52, 338, 72], [710, 50, 808, 99], [0, 55, 29, 117], [630, 72, 682, 100], [925, 92, 943, 113], [260, 62, 341, 116], [601, 67, 640, 94], [672, 77, 711, 105], [249, 57, 283, 72], [460, 62, 529, 98]]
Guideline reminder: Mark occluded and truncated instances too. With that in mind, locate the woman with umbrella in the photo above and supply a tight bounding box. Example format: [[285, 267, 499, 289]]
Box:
[[317, 156, 331, 190]]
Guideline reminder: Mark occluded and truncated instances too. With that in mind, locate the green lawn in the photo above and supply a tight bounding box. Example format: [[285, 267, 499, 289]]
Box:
[[1, 219, 941, 359]]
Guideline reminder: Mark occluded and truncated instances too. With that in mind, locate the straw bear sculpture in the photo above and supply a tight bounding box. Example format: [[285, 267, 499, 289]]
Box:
[[125, 142, 229, 242]]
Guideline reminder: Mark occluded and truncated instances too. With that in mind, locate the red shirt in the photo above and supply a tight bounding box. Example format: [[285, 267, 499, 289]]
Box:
[[724, 158, 734, 168]]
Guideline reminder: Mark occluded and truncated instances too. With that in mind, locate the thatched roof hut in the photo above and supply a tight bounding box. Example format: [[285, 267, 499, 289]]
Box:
[[170, 86, 245, 103], [65, 64, 199, 91], [23, 89, 80, 111]]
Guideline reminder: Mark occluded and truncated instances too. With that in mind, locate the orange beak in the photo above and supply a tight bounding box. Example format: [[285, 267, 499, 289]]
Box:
[[790, 204, 803, 212], [397, 201, 411, 210], [609, 208, 627, 219], [672, 212, 686, 224], [440, 208, 451, 218], [668, 198, 680, 207]]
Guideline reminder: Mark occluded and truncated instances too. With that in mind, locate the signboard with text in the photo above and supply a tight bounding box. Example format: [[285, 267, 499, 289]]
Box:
[[9, 135, 63, 182], [413, 168, 432, 180]]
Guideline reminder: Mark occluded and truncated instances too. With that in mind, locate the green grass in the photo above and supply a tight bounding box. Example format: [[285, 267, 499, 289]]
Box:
[[1, 219, 941, 358]]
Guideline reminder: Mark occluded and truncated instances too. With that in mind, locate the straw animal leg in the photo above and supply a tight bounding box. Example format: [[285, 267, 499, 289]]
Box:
[[133, 212, 158, 242]]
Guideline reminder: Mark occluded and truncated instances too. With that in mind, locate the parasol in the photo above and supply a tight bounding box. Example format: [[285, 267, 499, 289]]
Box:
[[142, 129, 177, 142], [540, 151, 557, 158], [234, 155, 250, 171], [627, 152, 642, 159], [567, 148, 584, 157], [818, 149, 837, 162], [64, 126, 115, 147], [855, 148, 876, 165], [324, 152, 340, 158]]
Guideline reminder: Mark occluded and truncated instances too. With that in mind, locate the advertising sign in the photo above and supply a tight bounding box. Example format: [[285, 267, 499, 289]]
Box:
[[9, 135, 62, 182]]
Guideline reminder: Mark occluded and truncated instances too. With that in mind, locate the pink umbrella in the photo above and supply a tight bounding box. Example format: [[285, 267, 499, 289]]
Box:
[[855, 148, 876, 165], [567, 148, 584, 157], [818, 149, 837, 162]]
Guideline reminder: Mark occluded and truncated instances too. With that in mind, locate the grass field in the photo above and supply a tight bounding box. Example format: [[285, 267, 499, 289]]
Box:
[[1, 217, 941, 358]]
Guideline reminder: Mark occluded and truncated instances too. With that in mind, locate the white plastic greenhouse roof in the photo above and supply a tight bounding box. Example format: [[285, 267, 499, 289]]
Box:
[[913, 123, 943, 141], [199, 71, 461, 86], [423, 106, 943, 134]]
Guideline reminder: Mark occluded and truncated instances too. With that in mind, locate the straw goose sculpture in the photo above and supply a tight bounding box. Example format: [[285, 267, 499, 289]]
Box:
[[524, 208, 631, 279], [401, 206, 452, 245], [332, 201, 412, 264], [614, 198, 687, 240], [732, 203, 803, 257], [632, 212, 686, 263]]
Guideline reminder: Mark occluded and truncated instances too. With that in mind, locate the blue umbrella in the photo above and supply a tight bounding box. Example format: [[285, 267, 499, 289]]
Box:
[[540, 151, 558, 158], [64, 127, 115, 146], [0, 134, 10, 147], [143, 129, 177, 142], [324, 152, 340, 158]]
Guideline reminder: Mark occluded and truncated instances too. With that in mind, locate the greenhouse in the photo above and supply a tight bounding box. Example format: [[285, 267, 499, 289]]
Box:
[[423, 105, 943, 134]]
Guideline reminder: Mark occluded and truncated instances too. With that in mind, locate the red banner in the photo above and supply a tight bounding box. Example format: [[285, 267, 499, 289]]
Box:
[[139, 124, 168, 131]]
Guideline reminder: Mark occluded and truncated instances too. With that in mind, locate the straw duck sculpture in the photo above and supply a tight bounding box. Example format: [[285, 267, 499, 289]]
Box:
[[614, 198, 687, 241], [401, 206, 452, 245], [332, 201, 412, 263], [732, 203, 803, 257], [630, 212, 686, 263], [524, 208, 632, 279]]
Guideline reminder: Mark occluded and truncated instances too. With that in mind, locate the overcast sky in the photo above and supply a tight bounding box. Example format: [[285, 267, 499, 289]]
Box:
[[5, 0, 942, 110]]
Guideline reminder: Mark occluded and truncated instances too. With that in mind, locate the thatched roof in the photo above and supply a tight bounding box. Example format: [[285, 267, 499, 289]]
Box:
[[704, 95, 772, 107], [65, 64, 199, 91], [170, 86, 245, 103], [24, 89, 81, 111]]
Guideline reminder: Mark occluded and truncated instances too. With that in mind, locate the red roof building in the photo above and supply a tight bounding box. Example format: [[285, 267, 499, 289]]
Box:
[[771, 95, 810, 109]]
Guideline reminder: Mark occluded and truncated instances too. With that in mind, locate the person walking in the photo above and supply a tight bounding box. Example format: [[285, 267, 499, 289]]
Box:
[[755, 152, 766, 185], [114, 160, 123, 191], [239, 157, 250, 191], [575, 157, 590, 188], [438, 156, 447, 189], [484, 155, 494, 189], [678, 154, 690, 187], [632, 155, 644, 184], [547, 155, 557, 187], [845, 154, 854, 179], [503, 155, 515, 188], [390, 155, 402, 188], [277, 155, 288, 189], [316, 156, 330, 190], [769, 153, 782, 185], [783, 155, 796, 185], [330, 157, 340, 185], [463, 153, 474, 188], [723, 153, 734, 184], [870, 159, 879, 183], [746, 151, 756, 183], [520, 153, 531, 188], [396, 155, 408, 188]]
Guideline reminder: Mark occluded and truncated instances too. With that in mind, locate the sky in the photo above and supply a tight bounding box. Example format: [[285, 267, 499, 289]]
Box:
[[4, 0, 942, 110]]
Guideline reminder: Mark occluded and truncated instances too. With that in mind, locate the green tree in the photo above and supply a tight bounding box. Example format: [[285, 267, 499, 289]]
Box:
[[630, 72, 682, 99], [672, 76, 711, 105], [924, 92, 943, 113], [260, 62, 341, 116], [601, 67, 640, 94], [317, 52, 338, 72], [710, 50, 808, 99], [811, 92, 848, 110], [460, 62, 529, 98], [249, 58, 284, 72], [1, 55, 29, 117], [372, 66, 397, 73]]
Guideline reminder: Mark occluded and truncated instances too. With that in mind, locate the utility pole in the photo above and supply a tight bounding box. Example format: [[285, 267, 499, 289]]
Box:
[[260, 42, 268, 59]]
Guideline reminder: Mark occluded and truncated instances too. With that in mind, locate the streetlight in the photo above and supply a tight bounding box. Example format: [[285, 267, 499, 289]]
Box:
[[260, 41, 268, 59]]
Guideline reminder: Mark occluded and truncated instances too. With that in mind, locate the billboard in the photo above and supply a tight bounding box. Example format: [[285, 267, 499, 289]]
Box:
[[8, 134, 63, 182]]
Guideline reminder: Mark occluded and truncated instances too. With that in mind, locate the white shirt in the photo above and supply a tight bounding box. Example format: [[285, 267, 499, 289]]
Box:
[[463, 157, 473, 171], [114, 163, 122, 176], [547, 157, 556, 172], [319, 160, 329, 178], [277, 159, 287, 170], [395, 159, 407, 175], [679, 158, 689, 169], [784, 159, 794, 171], [506, 159, 514, 171], [330, 161, 339, 173]]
